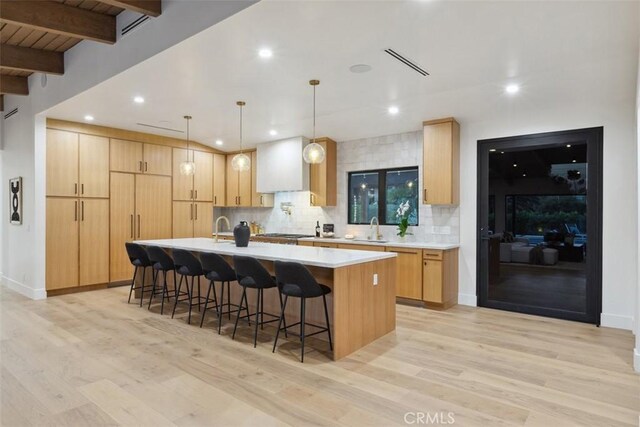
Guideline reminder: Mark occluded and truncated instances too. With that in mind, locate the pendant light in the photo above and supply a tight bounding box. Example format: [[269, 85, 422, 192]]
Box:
[[231, 101, 251, 172], [303, 79, 326, 164], [179, 115, 196, 175]]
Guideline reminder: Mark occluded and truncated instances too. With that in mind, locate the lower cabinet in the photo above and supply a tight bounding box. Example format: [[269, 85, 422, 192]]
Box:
[[173, 201, 214, 238], [46, 197, 109, 290], [423, 249, 459, 309], [386, 247, 423, 300]]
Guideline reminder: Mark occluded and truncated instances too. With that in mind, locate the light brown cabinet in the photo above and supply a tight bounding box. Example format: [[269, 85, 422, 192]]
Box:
[[46, 130, 109, 198], [45, 197, 109, 290], [111, 139, 171, 176], [172, 201, 214, 238], [309, 137, 337, 207], [386, 246, 423, 300], [213, 153, 226, 207], [251, 151, 274, 207], [338, 243, 384, 251], [423, 249, 459, 309], [226, 154, 251, 207], [422, 118, 460, 205], [109, 173, 172, 282], [172, 149, 213, 202]]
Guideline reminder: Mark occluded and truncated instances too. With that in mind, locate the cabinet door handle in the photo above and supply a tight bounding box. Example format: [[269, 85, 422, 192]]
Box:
[[195, 190, 198, 200], [190, 189, 193, 200], [237, 196, 241, 205], [423, 189, 428, 203], [130, 214, 134, 238], [81, 201, 84, 221], [74, 183, 78, 195], [214, 195, 217, 205], [137, 215, 141, 238], [195, 204, 198, 220], [260, 195, 263, 205], [74, 201, 78, 221], [139, 161, 143, 172], [81, 183, 84, 195], [144, 161, 148, 172]]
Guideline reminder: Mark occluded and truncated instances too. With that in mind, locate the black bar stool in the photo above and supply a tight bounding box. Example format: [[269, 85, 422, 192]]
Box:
[[273, 260, 333, 363], [171, 249, 213, 324], [146, 246, 176, 315], [125, 242, 154, 307], [232, 256, 285, 347], [199, 252, 240, 334]]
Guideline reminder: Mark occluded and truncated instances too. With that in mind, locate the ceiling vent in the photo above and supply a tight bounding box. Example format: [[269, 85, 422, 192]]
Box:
[[4, 107, 18, 120], [384, 48, 429, 76], [136, 122, 183, 133], [121, 15, 150, 37]]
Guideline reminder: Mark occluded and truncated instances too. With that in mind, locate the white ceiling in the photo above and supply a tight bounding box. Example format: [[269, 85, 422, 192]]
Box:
[[45, 0, 639, 151]]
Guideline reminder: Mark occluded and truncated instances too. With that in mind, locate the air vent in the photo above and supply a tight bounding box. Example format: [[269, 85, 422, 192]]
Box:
[[121, 15, 150, 36], [384, 48, 429, 76], [4, 107, 18, 120], [136, 122, 183, 133]]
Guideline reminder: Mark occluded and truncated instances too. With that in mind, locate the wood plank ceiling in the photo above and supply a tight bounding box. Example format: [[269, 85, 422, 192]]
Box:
[[0, 0, 162, 111]]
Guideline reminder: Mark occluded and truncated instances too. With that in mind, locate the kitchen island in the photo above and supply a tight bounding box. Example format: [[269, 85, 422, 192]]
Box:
[[134, 238, 397, 360]]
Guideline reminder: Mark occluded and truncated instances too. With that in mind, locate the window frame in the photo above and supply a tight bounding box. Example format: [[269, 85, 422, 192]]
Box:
[[347, 166, 419, 225]]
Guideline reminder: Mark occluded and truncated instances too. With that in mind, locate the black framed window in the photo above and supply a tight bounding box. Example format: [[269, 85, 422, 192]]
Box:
[[348, 167, 419, 225]]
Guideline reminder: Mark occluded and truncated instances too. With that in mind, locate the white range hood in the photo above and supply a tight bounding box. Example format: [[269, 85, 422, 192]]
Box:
[[256, 136, 310, 193]]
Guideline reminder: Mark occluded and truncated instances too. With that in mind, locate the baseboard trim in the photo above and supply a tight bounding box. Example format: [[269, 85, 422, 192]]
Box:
[[1, 275, 46, 300], [457, 292, 477, 307], [634, 348, 640, 373], [600, 313, 634, 331]]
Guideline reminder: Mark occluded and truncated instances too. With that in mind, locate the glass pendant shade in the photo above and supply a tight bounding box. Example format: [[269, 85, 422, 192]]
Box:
[[179, 160, 196, 175], [231, 152, 251, 172], [303, 142, 325, 164]]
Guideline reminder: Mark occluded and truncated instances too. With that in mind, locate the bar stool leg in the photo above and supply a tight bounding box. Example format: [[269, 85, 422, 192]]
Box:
[[139, 267, 147, 307], [171, 275, 184, 319], [188, 276, 195, 324], [226, 282, 232, 320], [272, 295, 288, 353], [322, 294, 333, 351], [127, 266, 138, 304], [232, 286, 247, 340], [148, 269, 158, 310], [160, 270, 169, 315], [217, 281, 225, 334], [199, 280, 213, 328], [278, 291, 288, 338], [197, 276, 202, 312], [253, 288, 261, 348], [301, 298, 306, 363]]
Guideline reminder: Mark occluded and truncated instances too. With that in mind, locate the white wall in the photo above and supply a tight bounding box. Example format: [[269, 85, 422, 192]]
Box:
[[635, 22, 640, 371], [222, 130, 459, 244], [0, 0, 256, 299]]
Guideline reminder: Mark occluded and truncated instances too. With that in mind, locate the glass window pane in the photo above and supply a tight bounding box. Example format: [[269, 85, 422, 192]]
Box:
[[385, 169, 418, 225], [348, 172, 379, 224]]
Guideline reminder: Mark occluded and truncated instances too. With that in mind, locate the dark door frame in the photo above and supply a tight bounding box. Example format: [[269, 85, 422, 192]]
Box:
[[476, 127, 603, 325]]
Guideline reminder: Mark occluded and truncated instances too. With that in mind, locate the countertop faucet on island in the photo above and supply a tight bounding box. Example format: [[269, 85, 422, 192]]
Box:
[[369, 217, 383, 241], [214, 216, 231, 242]]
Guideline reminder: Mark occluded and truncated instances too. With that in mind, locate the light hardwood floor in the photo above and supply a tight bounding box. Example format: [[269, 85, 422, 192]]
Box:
[[1, 285, 638, 426]]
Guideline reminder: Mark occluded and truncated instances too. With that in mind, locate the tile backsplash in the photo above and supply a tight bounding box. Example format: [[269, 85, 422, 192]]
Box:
[[220, 130, 459, 244]]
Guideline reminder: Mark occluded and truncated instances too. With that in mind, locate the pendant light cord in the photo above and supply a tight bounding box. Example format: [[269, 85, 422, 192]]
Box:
[[312, 83, 316, 144], [240, 103, 243, 153]]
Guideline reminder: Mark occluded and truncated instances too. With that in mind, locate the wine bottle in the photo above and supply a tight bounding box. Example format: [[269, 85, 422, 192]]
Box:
[[315, 221, 321, 237]]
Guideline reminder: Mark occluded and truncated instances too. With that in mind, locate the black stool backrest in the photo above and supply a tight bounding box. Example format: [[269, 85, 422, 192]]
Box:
[[146, 246, 175, 271], [275, 261, 323, 298], [200, 252, 235, 282], [125, 242, 152, 267], [233, 256, 275, 287], [173, 249, 204, 276]]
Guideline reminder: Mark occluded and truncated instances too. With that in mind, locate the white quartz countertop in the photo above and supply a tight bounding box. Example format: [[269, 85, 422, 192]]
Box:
[[298, 237, 459, 250], [134, 238, 396, 268]]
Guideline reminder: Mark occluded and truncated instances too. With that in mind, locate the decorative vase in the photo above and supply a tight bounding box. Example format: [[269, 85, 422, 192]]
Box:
[[233, 221, 250, 247]]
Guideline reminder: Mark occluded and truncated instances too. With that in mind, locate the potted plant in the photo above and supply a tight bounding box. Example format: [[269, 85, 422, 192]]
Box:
[[396, 201, 413, 240]]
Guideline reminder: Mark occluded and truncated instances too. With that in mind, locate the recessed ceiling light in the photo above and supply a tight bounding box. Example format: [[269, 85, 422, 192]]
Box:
[[258, 48, 273, 58], [522, 173, 527, 177], [513, 163, 518, 167], [84, 115, 94, 121], [505, 84, 520, 94], [577, 171, 581, 175], [489, 148, 496, 152], [349, 64, 372, 73], [133, 96, 145, 104], [269, 129, 278, 136], [566, 144, 572, 148], [215, 139, 224, 146], [500, 151, 505, 154], [572, 159, 576, 163], [388, 106, 399, 115]]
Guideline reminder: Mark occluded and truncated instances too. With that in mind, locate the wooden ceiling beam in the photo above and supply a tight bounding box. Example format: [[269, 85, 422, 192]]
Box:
[[95, 0, 161, 17], [0, 75, 29, 95], [0, 44, 64, 75], [0, 1, 116, 44]]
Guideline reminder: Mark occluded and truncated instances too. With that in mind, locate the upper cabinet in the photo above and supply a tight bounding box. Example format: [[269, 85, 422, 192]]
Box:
[[172, 149, 213, 201], [226, 154, 251, 207], [47, 129, 109, 198], [213, 153, 226, 207], [422, 118, 460, 205], [309, 137, 337, 207], [110, 139, 171, 176], [251, 151, 274, 207], [172, 148, 193, 200]]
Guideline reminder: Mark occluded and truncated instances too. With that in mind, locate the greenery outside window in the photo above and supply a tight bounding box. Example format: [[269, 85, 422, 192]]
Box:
[[348, 167, 419, 225]]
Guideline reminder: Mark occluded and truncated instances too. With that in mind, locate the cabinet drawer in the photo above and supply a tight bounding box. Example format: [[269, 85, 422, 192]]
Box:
[[423, 250, 443, 260]]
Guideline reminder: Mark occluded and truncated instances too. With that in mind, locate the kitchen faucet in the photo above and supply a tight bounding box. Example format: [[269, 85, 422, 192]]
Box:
[[214, 216, 231, 242], [369, 217, 383, 241]]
